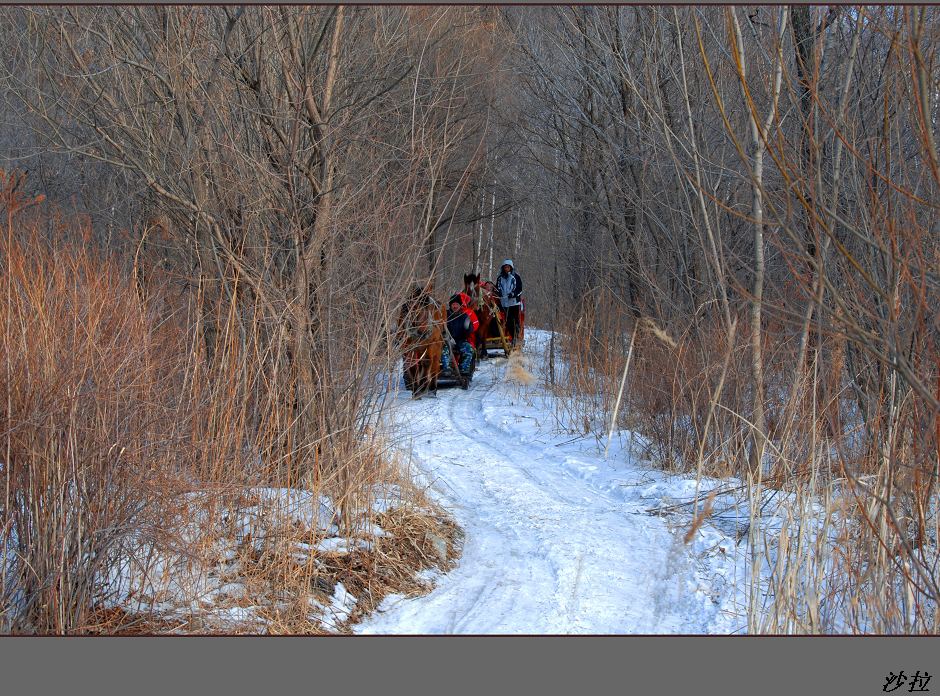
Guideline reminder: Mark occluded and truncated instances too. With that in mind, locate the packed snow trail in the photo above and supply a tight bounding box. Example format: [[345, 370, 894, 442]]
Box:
[[357, 330, 746, 634]]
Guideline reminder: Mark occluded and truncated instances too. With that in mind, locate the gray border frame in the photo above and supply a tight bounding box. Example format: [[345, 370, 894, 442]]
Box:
[[1, 636, 937, 694], [1, 2, 937, 694]]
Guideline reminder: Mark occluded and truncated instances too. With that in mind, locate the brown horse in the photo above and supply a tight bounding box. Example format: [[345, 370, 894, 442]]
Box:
[[398, 286, 445, 398], [463, 272, 516, 357], [463, 273, 493, 358]]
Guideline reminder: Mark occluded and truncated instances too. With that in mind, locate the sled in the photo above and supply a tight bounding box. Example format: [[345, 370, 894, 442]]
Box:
[[479, 294, 525, 358]]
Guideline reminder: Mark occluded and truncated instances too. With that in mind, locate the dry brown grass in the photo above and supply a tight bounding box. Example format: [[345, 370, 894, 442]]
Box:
[[0, 175, 464, 635], [0, 190, 187, 633], [506, 351, 536, 386], [81, 484, 463, 635]]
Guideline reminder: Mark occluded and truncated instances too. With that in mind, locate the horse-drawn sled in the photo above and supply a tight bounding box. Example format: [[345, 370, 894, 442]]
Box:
[[462, 273, 525, 359], [398, 288, 475, 398], [398, 272, 523, 398]]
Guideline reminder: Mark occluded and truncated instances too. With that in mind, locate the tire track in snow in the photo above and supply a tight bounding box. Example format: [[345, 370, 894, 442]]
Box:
[[358, 345, 712, 634], [447, 378, 700, 633]]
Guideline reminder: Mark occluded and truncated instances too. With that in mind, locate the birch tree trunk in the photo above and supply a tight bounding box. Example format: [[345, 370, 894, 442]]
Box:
[[730, 7, 787, 472]]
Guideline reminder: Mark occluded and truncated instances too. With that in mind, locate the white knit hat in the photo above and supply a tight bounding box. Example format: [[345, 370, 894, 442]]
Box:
[[501, 259, 513, 268]]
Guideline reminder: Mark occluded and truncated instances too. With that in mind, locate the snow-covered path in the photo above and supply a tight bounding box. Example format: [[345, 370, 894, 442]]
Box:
[[357, 330, 746, 634]]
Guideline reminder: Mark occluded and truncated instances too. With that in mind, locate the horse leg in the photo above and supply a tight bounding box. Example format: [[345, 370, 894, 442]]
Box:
[[476, 327, 487, 360], [420, 361, 433, 398], [406, 358, 423, 395], [408, 360, 422, 398], [420, 363, 433, 397], [429, 345, 441, 397], [481, 314, 496, 358], [430, 359, 439, 396], [417, 369, 427, 398]]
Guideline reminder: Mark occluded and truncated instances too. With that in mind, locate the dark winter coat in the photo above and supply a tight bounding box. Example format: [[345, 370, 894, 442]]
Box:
[[447, 308, 477, 344]]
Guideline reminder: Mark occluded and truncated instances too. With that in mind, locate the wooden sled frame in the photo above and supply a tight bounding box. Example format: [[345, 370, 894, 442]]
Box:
[[480, 293, 521, 358]]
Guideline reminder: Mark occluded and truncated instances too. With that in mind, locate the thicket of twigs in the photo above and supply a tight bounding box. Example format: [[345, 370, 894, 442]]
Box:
[[0, 179, 466, 634], [512, 7, 939, 633], [0, 5, 502, 633], [0, 6, 937, 634]]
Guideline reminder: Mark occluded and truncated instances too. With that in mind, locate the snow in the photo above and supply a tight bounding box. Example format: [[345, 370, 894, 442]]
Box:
[[356, 329, 751, 634], [230, 487, 340, 541], [323, 582, 358, 630], [315, 537, 373, 554]]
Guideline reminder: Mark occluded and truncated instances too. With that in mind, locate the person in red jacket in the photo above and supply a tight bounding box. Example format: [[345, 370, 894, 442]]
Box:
[[457, 293, 480, 347], [454, 290, 473, 311]]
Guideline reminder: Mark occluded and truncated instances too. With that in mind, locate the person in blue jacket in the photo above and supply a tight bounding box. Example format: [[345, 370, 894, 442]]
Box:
[[495, 259, 523, 346]]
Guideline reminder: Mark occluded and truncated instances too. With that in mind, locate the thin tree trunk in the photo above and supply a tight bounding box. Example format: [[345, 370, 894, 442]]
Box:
[[475, 190, 485, 270], [294, 6, 345, 428], [487, 185, 496, 279], [730, 7, 787, 472], [674, 8, 732, 332]]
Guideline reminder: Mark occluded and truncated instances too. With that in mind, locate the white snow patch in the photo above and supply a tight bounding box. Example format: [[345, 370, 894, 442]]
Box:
[[321, 582, 357, 630]]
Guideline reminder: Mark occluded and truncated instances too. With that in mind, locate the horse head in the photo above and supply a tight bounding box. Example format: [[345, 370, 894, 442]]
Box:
[[479, 279, 497, 304], [398, 286, 426, 345], [463, 272, 481, 295], [465, 272, 489, 313]]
